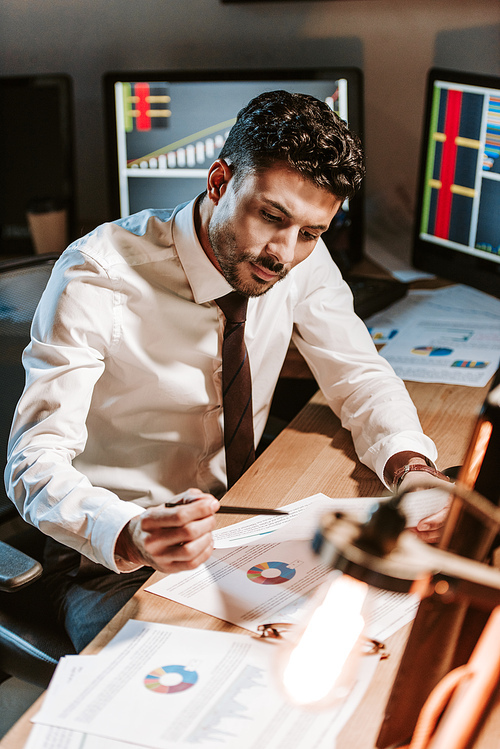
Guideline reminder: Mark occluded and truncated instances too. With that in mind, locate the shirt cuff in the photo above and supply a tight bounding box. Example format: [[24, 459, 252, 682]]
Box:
[[114, 555, 145, 573], [90, 499, 146, 573]]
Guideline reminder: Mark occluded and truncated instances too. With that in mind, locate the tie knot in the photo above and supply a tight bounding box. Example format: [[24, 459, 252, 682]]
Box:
[[216, 291, 248, 323]]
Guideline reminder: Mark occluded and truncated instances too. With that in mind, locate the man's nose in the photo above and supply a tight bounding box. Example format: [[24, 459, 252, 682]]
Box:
[[266, 228, 297, 265]]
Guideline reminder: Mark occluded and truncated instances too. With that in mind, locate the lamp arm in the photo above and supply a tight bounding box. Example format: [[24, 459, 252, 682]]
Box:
[[315, 480, 500, 609]]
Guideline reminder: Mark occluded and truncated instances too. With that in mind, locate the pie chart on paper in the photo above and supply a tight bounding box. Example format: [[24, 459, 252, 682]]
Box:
[[144, 665, 198, 694], [247, 560, 296, 585]]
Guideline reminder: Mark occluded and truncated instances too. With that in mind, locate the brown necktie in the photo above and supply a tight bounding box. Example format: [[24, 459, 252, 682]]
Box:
[[216, 291, 255, 488]]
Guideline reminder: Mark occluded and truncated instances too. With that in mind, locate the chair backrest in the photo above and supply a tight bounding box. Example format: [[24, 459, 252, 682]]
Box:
[[0, 255, 77, 689], [0, 254, 58, 525]]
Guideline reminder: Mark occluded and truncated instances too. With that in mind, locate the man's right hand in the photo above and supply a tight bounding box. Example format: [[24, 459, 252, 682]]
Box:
[[115, 489, 219, 573]]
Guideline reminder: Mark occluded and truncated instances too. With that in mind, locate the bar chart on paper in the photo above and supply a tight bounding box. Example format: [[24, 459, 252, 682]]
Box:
[[187, 664, 267, 744]]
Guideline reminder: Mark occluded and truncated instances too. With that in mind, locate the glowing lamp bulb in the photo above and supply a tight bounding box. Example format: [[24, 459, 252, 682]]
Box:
[[278, 574, 368, 709]]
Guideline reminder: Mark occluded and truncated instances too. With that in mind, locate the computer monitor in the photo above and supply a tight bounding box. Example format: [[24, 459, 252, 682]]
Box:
[[0, 74, 75, 258], [412, 68, 500, 299], [103, 68, 364, 272]]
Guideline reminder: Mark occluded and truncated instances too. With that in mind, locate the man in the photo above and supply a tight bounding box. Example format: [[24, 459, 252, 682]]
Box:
[[5, 91, 448, 651]]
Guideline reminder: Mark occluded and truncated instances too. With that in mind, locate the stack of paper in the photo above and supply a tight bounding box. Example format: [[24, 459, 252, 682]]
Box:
[[27, 619, 379, 749], [26, 492, 445, 748]]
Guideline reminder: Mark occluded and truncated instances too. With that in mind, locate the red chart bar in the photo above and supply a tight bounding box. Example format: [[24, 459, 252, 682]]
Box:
[[135, 82, 151, 132], [434, 89, 462, 239]]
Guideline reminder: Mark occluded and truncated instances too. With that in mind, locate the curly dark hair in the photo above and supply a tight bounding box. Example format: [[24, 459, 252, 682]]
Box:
[[219, 90, 365, 201]]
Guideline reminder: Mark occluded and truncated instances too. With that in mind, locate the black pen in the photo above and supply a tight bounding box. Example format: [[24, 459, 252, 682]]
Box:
[[164, 499, 288, 516], [217, 506, 288, 516]]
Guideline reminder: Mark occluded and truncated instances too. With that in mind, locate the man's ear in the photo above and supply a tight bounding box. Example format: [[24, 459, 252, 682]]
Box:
[[207, 159, 233, 204]]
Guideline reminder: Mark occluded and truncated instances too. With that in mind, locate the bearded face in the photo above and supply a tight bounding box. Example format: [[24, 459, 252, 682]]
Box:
[[205, 162, 340, 298]]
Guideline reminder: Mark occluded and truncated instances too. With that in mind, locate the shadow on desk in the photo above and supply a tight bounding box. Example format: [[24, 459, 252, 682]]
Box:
[[280, 395, 379, 492], [258, 376, 319, 455]]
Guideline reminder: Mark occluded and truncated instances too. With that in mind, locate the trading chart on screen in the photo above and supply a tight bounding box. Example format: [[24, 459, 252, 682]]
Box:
[[112, 78, 349, 217], [419, 77, 500, 263]]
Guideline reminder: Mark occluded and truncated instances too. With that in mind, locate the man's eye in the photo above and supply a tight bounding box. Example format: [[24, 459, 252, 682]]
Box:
[[302, 231, 318, 242], [261, 211, 281, 223]]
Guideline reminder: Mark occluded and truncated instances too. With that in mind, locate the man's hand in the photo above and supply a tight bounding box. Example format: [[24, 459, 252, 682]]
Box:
[[414, 505, 450, 544], [115, 489, 219, 573], [398, 469, 453, 544]]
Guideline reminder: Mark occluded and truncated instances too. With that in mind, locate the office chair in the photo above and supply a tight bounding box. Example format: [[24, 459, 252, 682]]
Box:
[[0, 254, 76, 690]]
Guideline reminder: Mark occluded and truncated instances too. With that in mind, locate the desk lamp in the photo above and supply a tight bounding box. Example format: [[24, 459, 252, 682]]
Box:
[[276, 484, 500, 745], [277, 378, 500, 747]]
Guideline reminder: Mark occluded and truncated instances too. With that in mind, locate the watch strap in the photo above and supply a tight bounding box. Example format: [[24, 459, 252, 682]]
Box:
[[392, 463, 452, 492]]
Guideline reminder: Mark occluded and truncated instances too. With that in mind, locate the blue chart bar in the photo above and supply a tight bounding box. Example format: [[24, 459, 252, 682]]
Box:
[[484, 95, 500, 170]]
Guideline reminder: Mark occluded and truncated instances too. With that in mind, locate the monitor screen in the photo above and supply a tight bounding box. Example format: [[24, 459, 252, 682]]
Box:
[[0, 74, 75, 258], [103, 68, 364, 272], [413, 68, 500, 298]]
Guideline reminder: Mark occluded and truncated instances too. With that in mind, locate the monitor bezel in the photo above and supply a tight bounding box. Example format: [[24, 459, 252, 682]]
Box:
[[412, 67, 500, 299], [102, 67, 365, 271]]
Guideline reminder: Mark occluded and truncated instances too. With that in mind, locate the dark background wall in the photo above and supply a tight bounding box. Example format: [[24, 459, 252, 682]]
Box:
[[1, 0, 499, 258]]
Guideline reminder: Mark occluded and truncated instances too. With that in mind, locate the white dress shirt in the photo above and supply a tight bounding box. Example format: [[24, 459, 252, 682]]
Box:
[[5, 199, 436, 572]]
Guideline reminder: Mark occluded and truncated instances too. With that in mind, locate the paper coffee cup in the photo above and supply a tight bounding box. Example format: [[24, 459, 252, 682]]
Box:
[[26, 198, 68, 255]]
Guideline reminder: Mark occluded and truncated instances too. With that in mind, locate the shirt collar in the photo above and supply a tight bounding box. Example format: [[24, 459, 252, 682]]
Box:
[[173, 197, 233, 304]]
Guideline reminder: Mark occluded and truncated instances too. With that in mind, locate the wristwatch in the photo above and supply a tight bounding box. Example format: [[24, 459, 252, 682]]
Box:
[[391, 461, 452, 493]]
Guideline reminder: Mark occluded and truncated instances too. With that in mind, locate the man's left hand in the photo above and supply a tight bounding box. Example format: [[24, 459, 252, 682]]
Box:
[[398, 468, 453, 544]]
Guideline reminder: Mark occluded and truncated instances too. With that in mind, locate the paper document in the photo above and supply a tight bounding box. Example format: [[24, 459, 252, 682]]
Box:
[[27, 657, 122, 749], [148, 492, 447, 641], [378, 316, 500, 386], [212, 493, 379, 549], [366, 285, 500, 385], [32, 619, 380, 749], [212, 491, 449, 548]]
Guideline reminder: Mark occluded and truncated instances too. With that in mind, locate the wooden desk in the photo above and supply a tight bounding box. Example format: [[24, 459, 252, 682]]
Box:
[[2, 380, 495, 749]]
